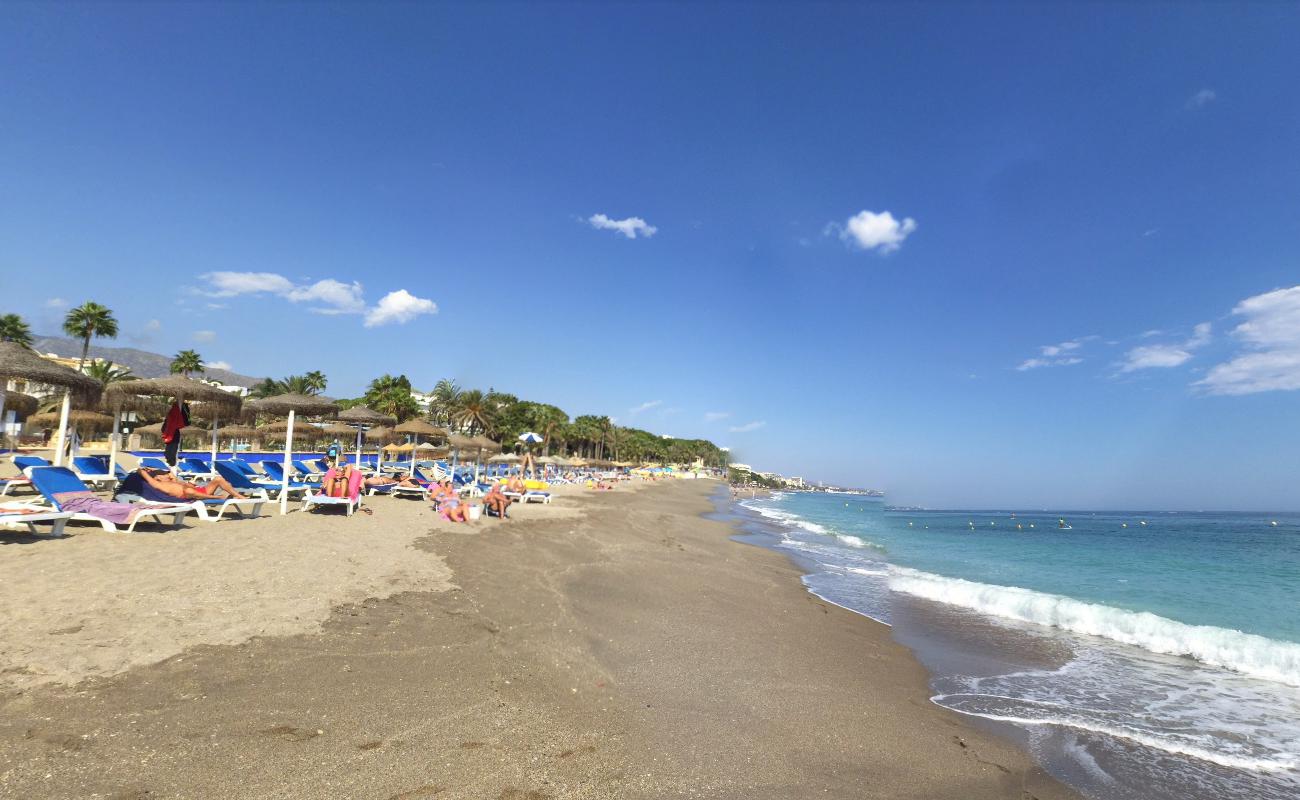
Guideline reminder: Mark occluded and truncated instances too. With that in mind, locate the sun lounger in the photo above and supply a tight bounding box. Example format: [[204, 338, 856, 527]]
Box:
[[178, 458, 214, 480], [26, 467, 195, 533], [139, 457, 172, 472], [301, 468, 364, 516], [214, 462, 306, 500], [292, 460, 325, 484], [0, 502, 73, 536], [71, 456, 120, 490], [502, 489, 552, 504], [115, 470, 266, 522]]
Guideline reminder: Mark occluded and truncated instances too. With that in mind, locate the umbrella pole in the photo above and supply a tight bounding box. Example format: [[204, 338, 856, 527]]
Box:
[[355, 427, 362, 469], [410, 436, 416, 475], [280, 409, 295, 515], [108, 404, 121, 478], [474, 448, 481, 486], [450, 449, 458, 486], [210, 414, 219, 470], [0, 388, 8, 450], [52, 390, 72, 467]]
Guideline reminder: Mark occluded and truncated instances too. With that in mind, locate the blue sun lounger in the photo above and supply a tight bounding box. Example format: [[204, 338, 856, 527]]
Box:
[[27, 466, 195, 533]]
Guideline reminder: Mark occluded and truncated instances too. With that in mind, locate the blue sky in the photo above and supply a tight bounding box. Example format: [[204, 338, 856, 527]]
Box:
[[3, 3, 1299, 509]]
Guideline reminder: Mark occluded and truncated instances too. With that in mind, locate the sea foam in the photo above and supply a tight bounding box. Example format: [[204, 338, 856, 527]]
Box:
[[889, 567, 1300, 687]]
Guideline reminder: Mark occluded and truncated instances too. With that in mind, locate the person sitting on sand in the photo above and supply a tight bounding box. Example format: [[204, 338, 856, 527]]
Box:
[[138, 468, 249, 502], [482, 482, 511, 519], [505, 475, 527, 495]]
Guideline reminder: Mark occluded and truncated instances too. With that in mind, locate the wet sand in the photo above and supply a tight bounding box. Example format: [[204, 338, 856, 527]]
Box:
[[0, 479, 1078, 799]]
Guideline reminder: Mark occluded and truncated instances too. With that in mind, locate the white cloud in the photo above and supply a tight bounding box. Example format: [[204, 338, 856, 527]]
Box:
[[628, 400, 662, 416], [129, 318, 162, 345], [204, 271, 296, 297], [1120, 323, 1212, 373], [363, 289, 438, 327], [1198, 286, 1300, 395], [704, 411, 730, 422], [832, 209, 917, 253], [587, 214, 658, 240], [286, 279, 366, 314], [1186, 88, 1217, 109], [44, 297, 66, 308], [193, 330, 217, 343], [207, 360, 232, 371], [1016, 337, 1094, 370], [205, 303, 228, 310], [728, 420, 766, 433]]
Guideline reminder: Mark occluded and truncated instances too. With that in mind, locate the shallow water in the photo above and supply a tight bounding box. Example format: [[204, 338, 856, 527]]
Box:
[[730, 491, 1300, 800]]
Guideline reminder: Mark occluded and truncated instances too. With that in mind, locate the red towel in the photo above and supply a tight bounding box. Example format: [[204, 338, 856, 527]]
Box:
[[161, 402, 188, 444]]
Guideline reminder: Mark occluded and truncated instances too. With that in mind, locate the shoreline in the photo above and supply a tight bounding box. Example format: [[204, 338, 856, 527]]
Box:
[[1, 479, 1078, 798]]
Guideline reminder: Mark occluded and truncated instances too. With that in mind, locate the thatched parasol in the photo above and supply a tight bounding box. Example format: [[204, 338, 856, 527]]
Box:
[[220, 424, 259, 439], [488, 453, 521, 463], [365, 425, 397, 441], [134, 421, 210, 438], [257, 420, 293, 435], [317, 422, 357, 438], [27, 410, 115, 431], [392, 419, 447, 471], [0, 342, 104, 464], [103, 376, 244, 474], [338, 406, 397, 425], [3, 391, 38, 417], [244, 393, 340, 514]]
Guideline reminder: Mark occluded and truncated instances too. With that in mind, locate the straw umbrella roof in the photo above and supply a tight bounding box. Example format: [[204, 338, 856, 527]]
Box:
[[568, 457, 589, 466], [0, 342, 102, 402], [446, 432, 478, 450], [3, 391, 39, 416], [363, 425, 398, 442], [27, 410, 116, 430], [415, 441, 444, 451], [393, 419, 447, 437], [219, 424, 259, 439], [488, 453, 521, 463], [535, 455, 557, 465], [337, 406, 397, 425], [384, 442, 413, 452], [133, 421, 209, 437], [245, 393, 339, 417], [257, 420, 293, 434], [105, 376, 243, 413], [318, 422, 357, 437]]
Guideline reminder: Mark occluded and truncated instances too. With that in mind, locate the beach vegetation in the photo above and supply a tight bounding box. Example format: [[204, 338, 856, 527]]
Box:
[[62, 302, 119, 368], [169, 349, 204, 377], [85, 360, 135, 385], [0, 313, 34, 348], [363, 374, 421, 421], [249, 373, 328, 398]]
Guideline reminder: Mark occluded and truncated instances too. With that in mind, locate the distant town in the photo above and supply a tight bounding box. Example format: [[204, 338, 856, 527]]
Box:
[[727, 463, 884, 496]]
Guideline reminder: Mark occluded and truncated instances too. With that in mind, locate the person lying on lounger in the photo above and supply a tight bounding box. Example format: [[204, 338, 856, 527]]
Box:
[[483, 482, 511, 519], [431, 480, 475, 522], [319, 464, 353, 498], [139, 468, 249, 501], [363, 472, 423, 489], [505, 476, 527, 495]]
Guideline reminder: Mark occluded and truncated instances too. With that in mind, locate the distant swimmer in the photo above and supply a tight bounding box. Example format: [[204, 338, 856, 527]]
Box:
[[1029, 523, 1035, 529], [1058, 519, 1071, 530], [1272, 521, 1279, 527], [908, 521, 914, 527], [1122, 523, 1128, 528], [1140, 521, 1148, 526], [1016, 523, 1023, 530]]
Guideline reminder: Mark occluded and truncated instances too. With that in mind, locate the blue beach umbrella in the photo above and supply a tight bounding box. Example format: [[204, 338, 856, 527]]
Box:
[[518, 431, 543, 444]]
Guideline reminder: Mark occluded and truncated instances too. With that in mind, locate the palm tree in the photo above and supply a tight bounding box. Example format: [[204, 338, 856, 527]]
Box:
[[536, 406, 569, 456], [280, 375, 321, 396], [364, 374, 419, 421], [453, 388, 494, 435], [304, 370, 327, 393], [84, 360, 135, 385], [430, 379, 462, 427], [62, 302, 119, 369], [0, 314, 33, 347], [169, 349, 204, 377], [249, 377, 284, 399], [596, 416, 614, 460]]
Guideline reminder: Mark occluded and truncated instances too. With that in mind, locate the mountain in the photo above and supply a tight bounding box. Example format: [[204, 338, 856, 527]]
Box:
[[30, 336, 260, 388]]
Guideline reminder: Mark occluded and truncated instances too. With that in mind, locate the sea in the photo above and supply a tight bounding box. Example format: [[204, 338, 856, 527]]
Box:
[[725, 490, 1300, 800]]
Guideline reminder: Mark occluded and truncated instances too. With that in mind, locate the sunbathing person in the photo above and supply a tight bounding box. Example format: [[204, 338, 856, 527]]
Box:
[[139, 468, 248, 501], [483, 483, 511, 519], [505, 476, 527, 495], [319, 464, 353, 498], [364, 472, 423, 489], [432, 480, 475, 522]]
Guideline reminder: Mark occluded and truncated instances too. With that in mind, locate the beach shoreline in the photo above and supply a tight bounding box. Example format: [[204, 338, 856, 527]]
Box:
[[0, 479, 1078, 798]]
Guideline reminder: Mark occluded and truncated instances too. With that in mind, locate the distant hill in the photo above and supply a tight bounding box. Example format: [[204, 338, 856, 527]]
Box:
[[30, 336, 260, 388]]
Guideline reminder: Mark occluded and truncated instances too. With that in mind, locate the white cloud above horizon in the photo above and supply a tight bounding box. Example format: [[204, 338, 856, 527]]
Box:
[[628, 400, 662, 415], [704, 411, 730, 422], [1119, 323, 1211, 373], [728, 420, 766, 433], [199, 271, 436, 328], [588, 214, 657, 239], [207, 360, 232, 371], [1197, 286, 1300, 395], [1016, 337, 1094, 370], [44, 297, 66, 309], [364, 290, 438, 327], [193, 330, 217, 343], [830, 209, 917, 253], [1186, 88, 1217, 109]]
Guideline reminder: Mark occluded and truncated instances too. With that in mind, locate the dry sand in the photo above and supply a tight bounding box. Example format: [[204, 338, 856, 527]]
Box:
[[0, 478, 1078, 799]]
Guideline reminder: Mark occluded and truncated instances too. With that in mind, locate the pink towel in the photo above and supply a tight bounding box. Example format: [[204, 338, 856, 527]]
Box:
[[321, 468, 364, 501]]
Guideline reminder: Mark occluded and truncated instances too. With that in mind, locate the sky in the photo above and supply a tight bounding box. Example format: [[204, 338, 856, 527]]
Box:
[[2, 2, 1299, 510]]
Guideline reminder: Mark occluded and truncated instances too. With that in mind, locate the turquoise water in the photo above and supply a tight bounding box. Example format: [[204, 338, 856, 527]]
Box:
[[781, 495, 1300, 643], [737, 492, 1300, 800]]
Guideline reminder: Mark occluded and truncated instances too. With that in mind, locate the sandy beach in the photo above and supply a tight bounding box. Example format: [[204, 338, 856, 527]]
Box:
[[0, 479, 1077, 799]]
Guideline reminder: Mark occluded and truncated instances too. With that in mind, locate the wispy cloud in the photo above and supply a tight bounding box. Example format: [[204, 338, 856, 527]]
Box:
[[587, 214, 657, 240], [207, 360, 232, 371], [628, 400, 662, 416], [1016, 337, 1094, 370], [1186, 88, 1217, 109], [364, 290, 438, 327], [1197, 286, 1300, 395], [703, 411, 731, 422], [128, 319, 162, 346], [1119, 323, 1212, 373], [827, 209, 917, 254], [44, 297, 67, 309], [193, 330, 217, 343], [199, 272, 435, 327], [728, 420, 766, 433]]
